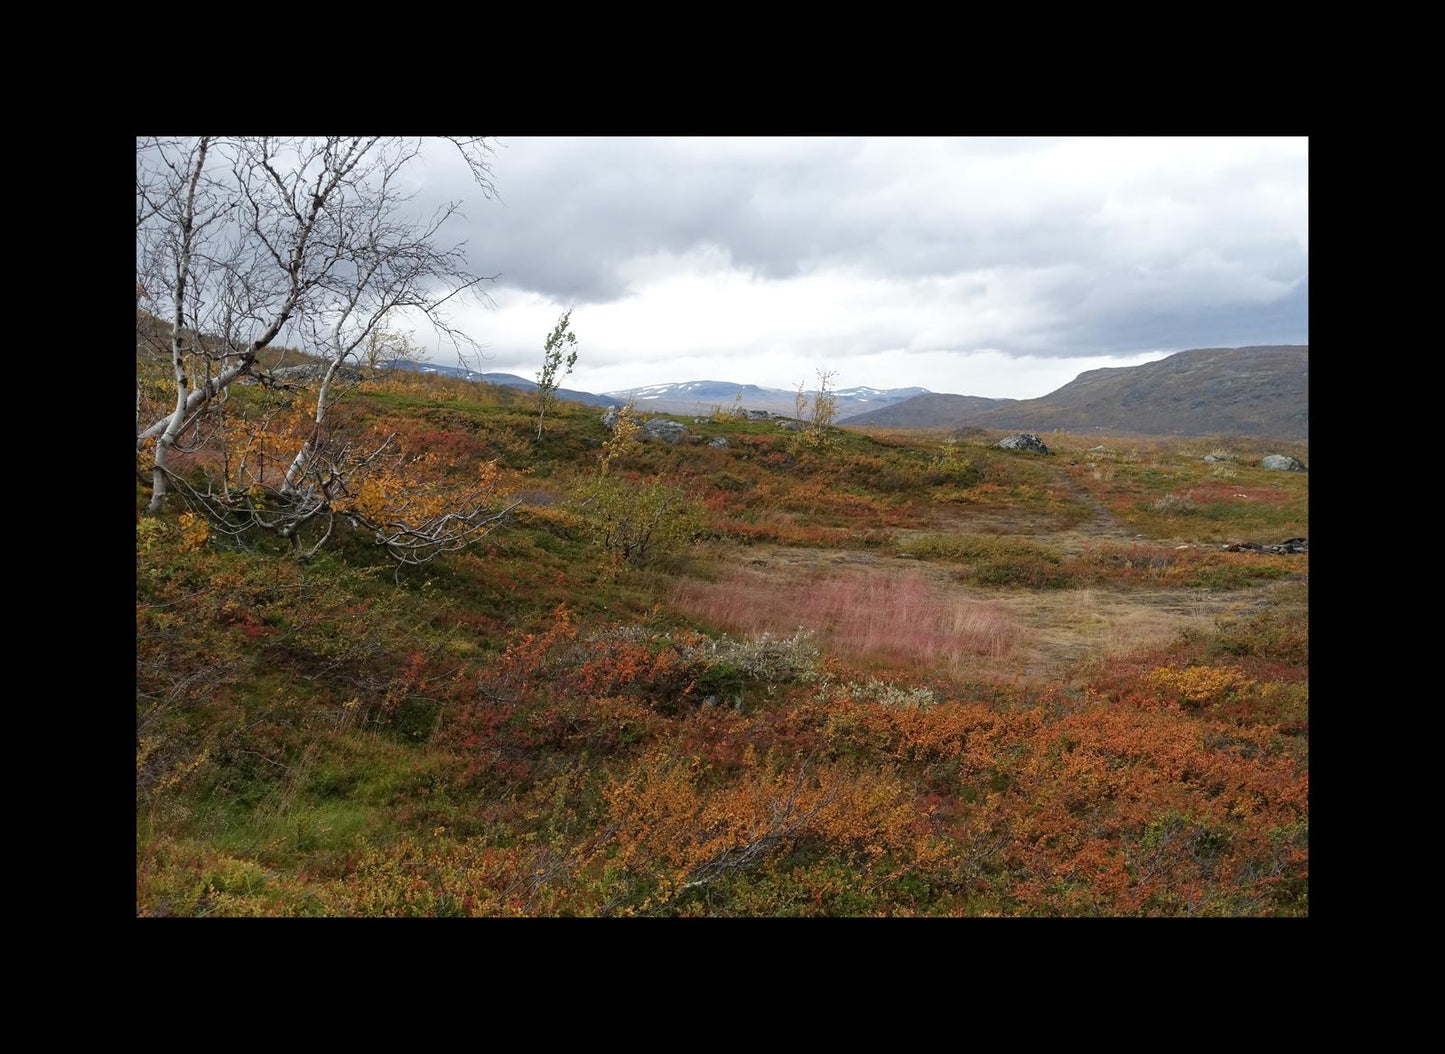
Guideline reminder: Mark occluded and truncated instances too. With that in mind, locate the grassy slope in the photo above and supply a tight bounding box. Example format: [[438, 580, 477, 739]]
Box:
[[137, 376, 1308, 917]]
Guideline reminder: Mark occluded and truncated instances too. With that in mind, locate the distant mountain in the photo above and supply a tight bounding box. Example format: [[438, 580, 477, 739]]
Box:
[[385, 365, 930, 418], [841, 346, 1308, 439], [386, 361, 614, 407], [970, 346, 1308, 438], [604, 380, 930, 418], [840, 393, 1017, 427], [393, 347, 1307, 439]]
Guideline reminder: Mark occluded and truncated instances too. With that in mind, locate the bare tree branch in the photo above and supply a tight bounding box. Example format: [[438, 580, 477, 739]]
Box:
[[138, 136, 506, 565]]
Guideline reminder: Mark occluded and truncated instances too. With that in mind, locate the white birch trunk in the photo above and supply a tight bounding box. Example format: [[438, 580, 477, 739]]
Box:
[[280, 350, 345, 497], [146, 139, 209, 514]]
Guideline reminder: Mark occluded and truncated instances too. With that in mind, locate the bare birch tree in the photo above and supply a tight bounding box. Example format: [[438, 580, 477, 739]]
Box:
[[137, 136, 510, 561]]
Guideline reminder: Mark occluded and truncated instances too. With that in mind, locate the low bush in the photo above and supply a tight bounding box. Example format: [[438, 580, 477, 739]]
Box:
[[900, 533, 1072, 589], [573, 475, 706, 567]]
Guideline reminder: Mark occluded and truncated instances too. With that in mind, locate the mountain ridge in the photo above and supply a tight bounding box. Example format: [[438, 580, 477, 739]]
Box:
[[399, 344, 1308, 438], [840, 345, 1308, 438]]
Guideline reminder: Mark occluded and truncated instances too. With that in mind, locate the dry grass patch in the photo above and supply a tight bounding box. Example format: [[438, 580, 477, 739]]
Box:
[[990, 588, 1239, 681], [670, 566, 1020, 675], [671, 544, 1290, 687]]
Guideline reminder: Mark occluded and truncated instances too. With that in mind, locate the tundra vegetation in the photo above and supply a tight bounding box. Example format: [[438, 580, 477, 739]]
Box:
[[138, 345, 1308, 915], [137, 135, 1304, 919]]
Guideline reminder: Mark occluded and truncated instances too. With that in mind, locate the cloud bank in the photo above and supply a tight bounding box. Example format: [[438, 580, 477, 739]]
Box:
[[400, 136, 1307, 398]]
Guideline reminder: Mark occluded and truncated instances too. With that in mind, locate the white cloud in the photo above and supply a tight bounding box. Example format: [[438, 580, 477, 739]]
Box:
[[403, 136, 1307, 398]]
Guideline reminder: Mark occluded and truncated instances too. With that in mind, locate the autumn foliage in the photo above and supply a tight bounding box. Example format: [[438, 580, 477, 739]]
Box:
[[137, 371, 1308, 917]]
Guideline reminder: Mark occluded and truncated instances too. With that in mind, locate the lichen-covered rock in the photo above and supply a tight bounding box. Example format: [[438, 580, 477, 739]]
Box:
[[601, 405, 621, 429], [993, 432, 1052, 455], [779, 420, 802, 432], [269, 363, 363, 384], [709, 436, 730, 448], [1202, 454, 1236, 463], [641, 418, 689, 444], [1260, 454, 1306, 472]]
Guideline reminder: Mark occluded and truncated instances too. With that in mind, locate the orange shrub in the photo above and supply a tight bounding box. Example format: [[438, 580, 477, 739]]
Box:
[[1145, 664, 1256, 708]]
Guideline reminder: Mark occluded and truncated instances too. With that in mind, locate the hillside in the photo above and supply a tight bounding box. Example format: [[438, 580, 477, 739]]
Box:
[[840, 393, 1017, 428], [842, 346, 1308, 439], [137, 363, 1309, 918], [385, 361, 615, 407]]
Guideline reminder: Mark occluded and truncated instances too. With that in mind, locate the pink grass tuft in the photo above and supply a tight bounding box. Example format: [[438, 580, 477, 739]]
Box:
[[671, 568, 1019, 670]]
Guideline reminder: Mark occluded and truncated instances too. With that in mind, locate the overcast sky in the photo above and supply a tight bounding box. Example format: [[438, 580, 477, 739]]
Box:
[[403, 136, 1307, 399]]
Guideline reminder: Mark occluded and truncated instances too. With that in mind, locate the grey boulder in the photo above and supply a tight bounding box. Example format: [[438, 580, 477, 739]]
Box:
[[993, 433, 1052, 455], [1260, 454, 1306, 472]]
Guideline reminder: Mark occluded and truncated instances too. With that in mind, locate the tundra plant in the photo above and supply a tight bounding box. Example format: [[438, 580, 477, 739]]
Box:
[[574, 475, 705, 567], [600, 403, 641, 476], [792, 368, 839, 451], [536, 308, 579, 440]]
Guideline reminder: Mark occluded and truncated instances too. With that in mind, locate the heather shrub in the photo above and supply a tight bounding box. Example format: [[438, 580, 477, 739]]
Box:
[[826, 677, 938, 709], [1145, 664, 1256, 708], [704, 628, 820, 688], [694, 662, 746, 704], [1150, 493, 1200, 514], [592, 624, 820, 695], [1208, 610, 1309, 664], [843, 457, 917, 493], [899, 533, 1072, 589]]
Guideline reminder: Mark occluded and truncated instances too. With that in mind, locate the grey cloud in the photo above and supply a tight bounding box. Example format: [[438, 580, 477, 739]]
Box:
[[421, 137, 842, 301], [1027, 280, 1309, 357], [412, 136, 1307, 359]]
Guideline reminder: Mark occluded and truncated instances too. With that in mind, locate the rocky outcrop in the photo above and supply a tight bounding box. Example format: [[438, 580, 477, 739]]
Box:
[[602, 406, 696, 444], [993, 432, 1052, 455], [709, 436, 730, 449], [1224, 538, 1308, 554], [1260, 454, 1306, 472], [268, 363, 363, 384], [641, 418, 689, 444]]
